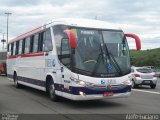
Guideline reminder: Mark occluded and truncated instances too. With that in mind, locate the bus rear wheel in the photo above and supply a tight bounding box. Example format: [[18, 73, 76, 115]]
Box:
[[14, 73, 21, 88]]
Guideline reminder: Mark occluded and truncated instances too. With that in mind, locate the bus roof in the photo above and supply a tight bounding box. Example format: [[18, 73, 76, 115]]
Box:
[[53, 18, 120, 30], [9, 18, 121, 44]]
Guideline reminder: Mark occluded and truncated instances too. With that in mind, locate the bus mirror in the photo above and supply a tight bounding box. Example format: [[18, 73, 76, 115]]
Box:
[[125, 33, 141, 51], [64, 30, 77, 49]]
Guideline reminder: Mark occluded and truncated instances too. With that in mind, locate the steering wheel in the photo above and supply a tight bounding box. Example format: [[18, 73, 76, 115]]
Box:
[[83, 60, 97, 64]]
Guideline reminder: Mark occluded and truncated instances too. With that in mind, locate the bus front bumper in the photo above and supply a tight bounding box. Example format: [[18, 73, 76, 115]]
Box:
[[70, 91, 131, 101]]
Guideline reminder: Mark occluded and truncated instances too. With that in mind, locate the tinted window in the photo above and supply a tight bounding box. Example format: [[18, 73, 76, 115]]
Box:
[[44, 29, 53, 51], [13, 42, 16, 55], [33, 34, 39, 53], [30, 36, 34, 53], [53, 25, 68, 56], [7, 44, 11, 56], [38, 32, 44, 52], [11, 43, 14, 56], [136, 68, 152, 73], [61, 38, 71, 68], [8, 44, 11, 55], [24, 37, 30, 54], [15, 41, 19, 55], [18, 40, 23, 54], [7, 44, 10, 52], [22, 39, 25, 54]]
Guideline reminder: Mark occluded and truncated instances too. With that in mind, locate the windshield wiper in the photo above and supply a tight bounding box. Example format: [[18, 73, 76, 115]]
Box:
[[104, 43, 123, 76], [91, 45, 103, 76]]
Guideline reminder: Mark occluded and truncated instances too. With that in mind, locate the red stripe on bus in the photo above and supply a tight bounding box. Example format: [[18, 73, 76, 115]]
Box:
[[7, 55, 17, 59], [7, 52, 44, 59]]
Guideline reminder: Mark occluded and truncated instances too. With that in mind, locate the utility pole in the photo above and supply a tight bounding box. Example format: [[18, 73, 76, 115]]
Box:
[[0, 32, 6, 50], [5, 12, 12, 48]]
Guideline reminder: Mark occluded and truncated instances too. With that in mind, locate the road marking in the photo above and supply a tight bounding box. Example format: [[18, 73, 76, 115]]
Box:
[[132, 89, 160, 95]]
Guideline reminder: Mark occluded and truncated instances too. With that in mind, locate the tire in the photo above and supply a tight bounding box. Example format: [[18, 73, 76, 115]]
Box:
[[48, 80, 60, 102], [150, 84, 156, 89], [131, 80, 138, 88], [14, 73, 21, 88]]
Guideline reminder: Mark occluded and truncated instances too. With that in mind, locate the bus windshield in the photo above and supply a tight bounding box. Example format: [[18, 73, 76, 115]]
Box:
[[72, 28, 131, 77]]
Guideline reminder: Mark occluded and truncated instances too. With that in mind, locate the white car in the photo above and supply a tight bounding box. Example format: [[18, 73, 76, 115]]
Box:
[[131, 67, 157, 89]]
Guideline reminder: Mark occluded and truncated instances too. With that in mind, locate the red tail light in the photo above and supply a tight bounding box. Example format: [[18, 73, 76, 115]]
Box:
[[134, 74, 140, 77]]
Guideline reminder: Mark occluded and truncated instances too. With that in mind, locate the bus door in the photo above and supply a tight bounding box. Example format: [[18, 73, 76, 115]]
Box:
[[60, 38, 72, 97]]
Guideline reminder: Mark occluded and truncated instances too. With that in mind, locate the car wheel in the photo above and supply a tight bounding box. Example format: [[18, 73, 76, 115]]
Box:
[[150, 85, 156, 89], [131, 80, 138, 88], [48, 80, 60, 102], [131, 80, 135, 88]]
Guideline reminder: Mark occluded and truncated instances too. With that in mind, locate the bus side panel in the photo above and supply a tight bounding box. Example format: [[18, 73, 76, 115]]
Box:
[[17, 55, 46, 88], [7, 58, 16, 80]]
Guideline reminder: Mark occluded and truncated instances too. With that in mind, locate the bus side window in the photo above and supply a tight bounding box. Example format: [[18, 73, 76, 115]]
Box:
[[15, 41, 19, 55], [44, 29, 53, 52], [33, 34, 39, 53], [7, 44, 10, 52], [10, 42, 14, 56], [24, 37, 30, 54], [30, 36, 34, 53], [8, 44, 11, 56], [13, 42, 16, 56], [18, 40, 23, 55], [38, 32, 44, 52], [22, 39, 25, 54]]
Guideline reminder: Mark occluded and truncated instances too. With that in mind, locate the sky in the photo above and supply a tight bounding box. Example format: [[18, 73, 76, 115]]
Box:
[[0, 0, 160, 50]]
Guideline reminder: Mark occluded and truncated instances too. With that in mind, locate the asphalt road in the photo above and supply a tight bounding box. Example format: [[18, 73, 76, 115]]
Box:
[[0, 76, 160, 120]]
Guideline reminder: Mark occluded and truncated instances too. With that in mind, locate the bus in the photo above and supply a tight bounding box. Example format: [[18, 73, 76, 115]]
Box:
[[0, 51, 7, 75], [7, 18, 141, 101]]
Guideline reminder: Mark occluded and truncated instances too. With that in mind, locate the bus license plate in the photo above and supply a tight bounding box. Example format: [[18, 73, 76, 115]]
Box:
[[104, 92, 113, 97]]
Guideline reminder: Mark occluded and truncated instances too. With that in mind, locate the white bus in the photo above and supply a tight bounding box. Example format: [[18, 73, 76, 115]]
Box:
[[7, 18, 141, 101]]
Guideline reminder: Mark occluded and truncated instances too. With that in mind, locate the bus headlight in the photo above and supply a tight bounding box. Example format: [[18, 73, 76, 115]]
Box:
[[79, 81, 86, 86], [123, 79, 132, 85], [70, 77, 93, 87]]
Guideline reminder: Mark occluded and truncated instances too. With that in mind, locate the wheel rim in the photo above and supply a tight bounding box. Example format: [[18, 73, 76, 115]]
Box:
[[49, 84, 55, 99], [131, 81, 134, 88]]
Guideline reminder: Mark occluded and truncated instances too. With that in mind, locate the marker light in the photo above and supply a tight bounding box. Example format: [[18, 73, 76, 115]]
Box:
[[79, 81, 86, 86], [79, 91, 86, 96]]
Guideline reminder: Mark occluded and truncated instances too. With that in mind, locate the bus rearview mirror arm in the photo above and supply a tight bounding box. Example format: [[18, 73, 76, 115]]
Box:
[[64, 30, 77, 49], [125, 33, 141, 51]]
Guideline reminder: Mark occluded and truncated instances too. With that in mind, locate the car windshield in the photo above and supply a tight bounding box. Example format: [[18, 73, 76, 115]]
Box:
[[136, 68, 152, 73], [71, 28, 131, 77]]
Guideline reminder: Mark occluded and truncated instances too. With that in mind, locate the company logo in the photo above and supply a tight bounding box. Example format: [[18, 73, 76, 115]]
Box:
[[52, 59, 56, 67], [107, 63, 113, 71], [101, 79, 105, 84]]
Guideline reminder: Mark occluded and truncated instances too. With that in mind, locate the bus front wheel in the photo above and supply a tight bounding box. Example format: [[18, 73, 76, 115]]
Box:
[[48, 80, 60, 102]]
